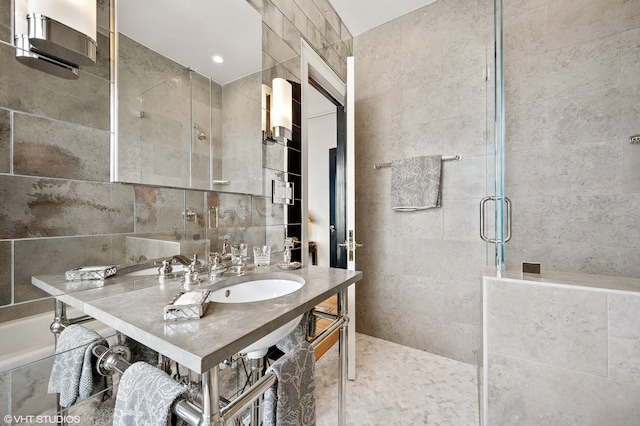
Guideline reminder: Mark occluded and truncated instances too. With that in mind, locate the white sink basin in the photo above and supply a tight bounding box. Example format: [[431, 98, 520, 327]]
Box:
[[209, 278, 303, 303], [121, 264, 185, 276], [209, 275, 305, 358]]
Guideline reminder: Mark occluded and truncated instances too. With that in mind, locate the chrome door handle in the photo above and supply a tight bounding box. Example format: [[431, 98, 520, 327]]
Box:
[[338, 230, 363, 261], [480, 196, 512, 243]]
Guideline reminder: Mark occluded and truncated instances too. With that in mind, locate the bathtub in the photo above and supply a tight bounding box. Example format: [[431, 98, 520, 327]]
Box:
[[0, 310, 114, 373]]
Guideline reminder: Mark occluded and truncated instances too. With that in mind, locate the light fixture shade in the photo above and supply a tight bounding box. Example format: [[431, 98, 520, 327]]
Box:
[[15, 34, 79, 79], [261, 84, 272, 136], [28, 0, 96, 41], [24, 0, 97, 67], [271, 78, 292, 140]]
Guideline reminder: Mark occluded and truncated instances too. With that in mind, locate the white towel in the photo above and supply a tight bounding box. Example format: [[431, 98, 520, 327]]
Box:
[[113, 361, 187, 426], [264, 342, 316, 426], [390, 155, 442, 211], [48, 324, 108, 408]]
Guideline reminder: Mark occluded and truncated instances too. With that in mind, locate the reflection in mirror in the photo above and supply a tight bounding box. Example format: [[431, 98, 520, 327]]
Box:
[[113, 0, 264, 193]]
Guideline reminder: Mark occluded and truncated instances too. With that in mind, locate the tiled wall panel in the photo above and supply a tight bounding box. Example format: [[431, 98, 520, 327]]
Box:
[[353, 0, 492, 364], [485, 276, 640, 425], [503, 0, 640, 276]]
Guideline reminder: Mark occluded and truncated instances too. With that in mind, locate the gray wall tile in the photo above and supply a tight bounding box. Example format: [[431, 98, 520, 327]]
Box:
[[547, 0, 640, 51], [252, 196, 285, 226], [487, 352, 640, 426], [621, 27, 640, 85], [134, 186, 184, 234], [486, 280, 608, 375], [609, 294, 640, 386], [0, 176, 134, 239], [214, 193, 253, 228], [14, 235, 127, 303], [0, 108, 9, 174], [544, 34, 621, 98], [0, 44, 110, 131], [13, 113, 110, 181], [353, 0, 491, 364], [0, 0, 10, 43], [0, 372, 7, 422], [0, 241, 10, 307], [10, 357, 57, 417]]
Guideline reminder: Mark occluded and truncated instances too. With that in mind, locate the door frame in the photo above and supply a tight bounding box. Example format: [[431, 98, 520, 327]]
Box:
[[301, 40, 356, 380], [301, 40, 346, 267]]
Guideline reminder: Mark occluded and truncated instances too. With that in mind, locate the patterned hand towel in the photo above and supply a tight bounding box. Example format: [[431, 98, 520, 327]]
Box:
[[113, 361, 187, 426], [264, 342, 316, 426], [390, 155, 442, 211], [276, 311, 313, 354], [48, 324, 108, 408]]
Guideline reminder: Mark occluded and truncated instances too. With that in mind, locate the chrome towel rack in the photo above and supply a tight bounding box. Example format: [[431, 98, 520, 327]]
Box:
[[373, 154, 462, 169]]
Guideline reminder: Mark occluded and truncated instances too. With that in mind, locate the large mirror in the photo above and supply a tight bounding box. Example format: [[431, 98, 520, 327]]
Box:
[[112, 0, 267, 194]]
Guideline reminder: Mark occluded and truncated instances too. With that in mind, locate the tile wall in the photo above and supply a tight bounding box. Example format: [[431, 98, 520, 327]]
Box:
[[484, 274, 640, 424], [352, 0, 640, 365], [353, 0, 493, 365], [502, 0, 640, 276]]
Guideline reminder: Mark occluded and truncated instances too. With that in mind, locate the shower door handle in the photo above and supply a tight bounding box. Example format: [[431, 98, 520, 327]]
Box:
[[480, 196, 512, 243]]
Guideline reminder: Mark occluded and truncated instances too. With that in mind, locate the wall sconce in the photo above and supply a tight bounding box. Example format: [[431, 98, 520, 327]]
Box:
[[14, 0, 97, 79], [262, 78, 292, 144]]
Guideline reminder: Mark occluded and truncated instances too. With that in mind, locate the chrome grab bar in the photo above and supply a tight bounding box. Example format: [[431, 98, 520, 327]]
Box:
[[479, 196, 512, 243], [92, 344, 203, 426]]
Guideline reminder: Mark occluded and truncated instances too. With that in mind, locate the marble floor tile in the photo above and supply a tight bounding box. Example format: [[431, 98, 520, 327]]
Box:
[[316, 333, 479, 426]]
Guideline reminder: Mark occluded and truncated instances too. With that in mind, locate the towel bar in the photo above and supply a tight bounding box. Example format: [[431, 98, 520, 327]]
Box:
[[92, 344, 203, 426], [91, 309, 349, 426], [373, 154, 462, 169]]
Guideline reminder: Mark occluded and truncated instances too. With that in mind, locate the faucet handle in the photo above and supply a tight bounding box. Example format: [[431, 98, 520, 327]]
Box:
[[158, 259, 173, 275], [209, 252, 228, 277]]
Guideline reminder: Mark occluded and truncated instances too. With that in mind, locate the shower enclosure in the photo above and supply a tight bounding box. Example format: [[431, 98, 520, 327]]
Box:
[[491, 0, 640, 278]]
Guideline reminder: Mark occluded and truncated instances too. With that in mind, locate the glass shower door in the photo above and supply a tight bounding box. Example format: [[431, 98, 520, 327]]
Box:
[[487, 0, 508, 275]]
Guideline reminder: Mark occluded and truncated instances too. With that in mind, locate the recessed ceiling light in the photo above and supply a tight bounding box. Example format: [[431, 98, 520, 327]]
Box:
[[212, 55, 224, 64]]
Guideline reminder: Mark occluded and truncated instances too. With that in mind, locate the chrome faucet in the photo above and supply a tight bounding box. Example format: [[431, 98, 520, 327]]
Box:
[[183, 255, 200, 290], [209, 252, 228, 277]]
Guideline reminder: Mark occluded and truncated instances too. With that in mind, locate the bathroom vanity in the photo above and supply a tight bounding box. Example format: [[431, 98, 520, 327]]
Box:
[[32, 265, 362, 424]]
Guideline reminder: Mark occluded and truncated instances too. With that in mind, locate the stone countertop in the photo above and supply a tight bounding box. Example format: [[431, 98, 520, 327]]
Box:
[[33, 265, 362, 373]]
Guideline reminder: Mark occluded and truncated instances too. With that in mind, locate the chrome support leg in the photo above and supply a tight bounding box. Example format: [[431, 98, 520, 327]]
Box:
[[251, 357, 264, 425], [202, 367, 221, 425], [52, 300, 68, 426], [51, 299, 69, 340], [338, 288, 348, 426]]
